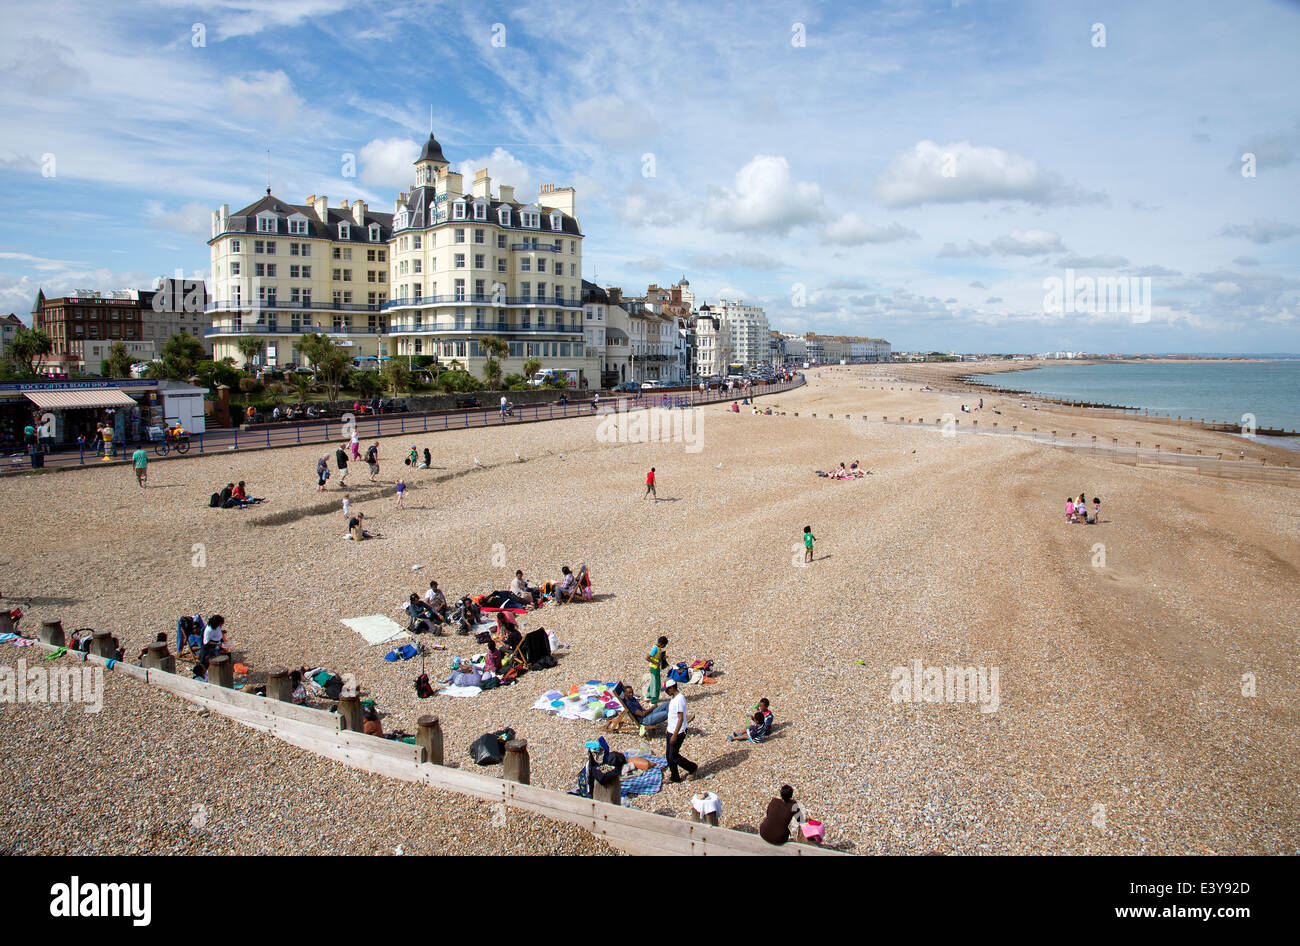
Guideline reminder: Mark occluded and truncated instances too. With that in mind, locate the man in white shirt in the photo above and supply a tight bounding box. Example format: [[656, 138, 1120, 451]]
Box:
[[423, 580, 449, 621], [200, 615, 227, 666], [509, 569, 536, 608], [500, 395, 508, 420], [662, 678, 698, 782]]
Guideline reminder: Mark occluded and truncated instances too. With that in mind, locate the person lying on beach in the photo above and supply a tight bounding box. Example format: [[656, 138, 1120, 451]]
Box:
[[443, 657, 484, 688]]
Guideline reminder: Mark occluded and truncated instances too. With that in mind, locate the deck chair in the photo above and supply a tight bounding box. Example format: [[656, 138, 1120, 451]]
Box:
[[603, 685, 665, 735], [575, 563, 593, 601], [500, 638, 529, 681]]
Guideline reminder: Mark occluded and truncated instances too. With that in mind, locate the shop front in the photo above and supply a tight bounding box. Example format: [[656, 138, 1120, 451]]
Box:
[[0, 381, 164, 453]]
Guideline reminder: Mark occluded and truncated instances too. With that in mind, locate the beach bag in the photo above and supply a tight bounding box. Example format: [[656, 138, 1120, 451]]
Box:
[[414, 673, 434, 698], [801, 820, 825, 843], [479, 676, 499, 691], [668, 663, 690, 684], [469, 728, 515, 766], [209, 492, 221, 507]]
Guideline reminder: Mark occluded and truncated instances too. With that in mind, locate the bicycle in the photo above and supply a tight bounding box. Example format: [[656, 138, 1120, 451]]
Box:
[[154, 435, 192, 457]]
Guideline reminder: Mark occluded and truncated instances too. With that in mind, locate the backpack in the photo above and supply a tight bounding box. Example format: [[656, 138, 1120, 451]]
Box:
[[469, 727, 515, 766], [209, 493, 221, 507], [414, 673, 434, 698], [668, 663, 691, 684]]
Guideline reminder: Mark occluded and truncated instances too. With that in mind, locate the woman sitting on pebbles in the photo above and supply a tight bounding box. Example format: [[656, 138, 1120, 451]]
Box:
[[759, 784, 812, 846]]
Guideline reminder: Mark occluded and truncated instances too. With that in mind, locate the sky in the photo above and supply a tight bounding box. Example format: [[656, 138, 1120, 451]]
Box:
[[1, 0, 1298, 354]]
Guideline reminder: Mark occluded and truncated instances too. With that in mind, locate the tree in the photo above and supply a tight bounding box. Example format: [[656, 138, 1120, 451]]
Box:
[[236, 337, 264, 371], [194, 357, 241, 391], [101, 342, 135, 378], [382, 359, 410, 396], [352, 369, 382, 399], [294, 374, 312, 401], [152, 332, 206, 380], [479, 335, 509, 389], [7, 326, 53, 376], [294, 333, 350, 401], [522, 357, 541, 380]]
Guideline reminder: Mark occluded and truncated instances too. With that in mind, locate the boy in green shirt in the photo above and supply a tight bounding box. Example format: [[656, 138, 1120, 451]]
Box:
[[132, 447, 148, 486], [803, 525, 816, 563], [647, 636, 668, 703]]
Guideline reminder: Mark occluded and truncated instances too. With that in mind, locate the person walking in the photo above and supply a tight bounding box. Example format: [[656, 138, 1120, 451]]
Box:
[[395, 478, 406, 508], [350, 429, 361, 461], [500, 395, 508, 421], [365, 441, 380, 481], [131, 445, 148, 486], [645, 467, 656, 501], [335, 442, 350, 487], [317, 455, 331, 492], [803, 525, 816, 564], [663, 678, 697, 783]]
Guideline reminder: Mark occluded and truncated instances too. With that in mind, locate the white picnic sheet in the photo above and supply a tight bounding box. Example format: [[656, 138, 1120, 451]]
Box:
[[341, 614, 410, 646], [437, 685, 482, 698], [531, 683, 623, 722]]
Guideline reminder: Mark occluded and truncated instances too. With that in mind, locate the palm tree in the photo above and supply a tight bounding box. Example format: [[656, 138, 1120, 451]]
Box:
[[236, 337, 263, 371], [479, 335, 509, 389]]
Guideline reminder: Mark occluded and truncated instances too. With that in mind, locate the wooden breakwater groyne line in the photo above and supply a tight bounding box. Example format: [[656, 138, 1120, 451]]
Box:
[[18, 623, 841, 857]]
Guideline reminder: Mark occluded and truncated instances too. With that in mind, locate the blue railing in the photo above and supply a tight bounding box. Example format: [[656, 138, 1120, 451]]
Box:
[[207, 325, 385, 336], [382, 295, 582, 310], [385, 322, 582, 335], [206, 300, 384, 313], [510, 242, 562, 252]]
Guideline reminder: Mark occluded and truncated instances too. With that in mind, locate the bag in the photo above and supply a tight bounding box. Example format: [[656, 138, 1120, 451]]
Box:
[[469, 727, 515, 765], [479, 676, 499, 691], [668, 663, 690, 684], [801, 819, 825, 842], [322, 675, 344, 700], [209, 493, 221, 507], [414, 673, 434, 698]]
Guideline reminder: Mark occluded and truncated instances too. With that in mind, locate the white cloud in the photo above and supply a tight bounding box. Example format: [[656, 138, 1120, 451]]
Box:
[[990, 229, 1066, 256], [222, 70, 304, 130], [0, 251, 87, 271], [1219, 219, 1300, 244], [358, 137, 418, 190], [1056, 253, 1128, 268], [875, 140, 1102, 208], [823, 213, 917, 245], [457, 148, 536, 202], [704, 156, 824, 234], [145, 201, 213, 241], [182, 0, 354, 41], [939, 241, 991, 258], [567, 95, 661, 148], [687, 251, 785, 271]]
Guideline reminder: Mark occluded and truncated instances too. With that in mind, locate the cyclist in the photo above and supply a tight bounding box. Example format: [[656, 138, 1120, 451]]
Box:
[[166, 421, 187, 441]]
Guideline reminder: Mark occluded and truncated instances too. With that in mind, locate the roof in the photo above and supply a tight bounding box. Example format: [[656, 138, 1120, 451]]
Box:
[[217, 194, 394, 245], [581, 280, 608, 304], [396, 187, 581, 236], [24, 388, 139, 409], [416, 132, 448, 165]]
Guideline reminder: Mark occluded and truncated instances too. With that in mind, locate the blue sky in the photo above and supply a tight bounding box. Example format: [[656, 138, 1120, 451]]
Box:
[[1, 0, 1298, 353]]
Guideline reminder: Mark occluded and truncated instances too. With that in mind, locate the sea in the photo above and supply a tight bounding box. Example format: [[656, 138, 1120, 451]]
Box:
[[967, 361, 1300, 438]]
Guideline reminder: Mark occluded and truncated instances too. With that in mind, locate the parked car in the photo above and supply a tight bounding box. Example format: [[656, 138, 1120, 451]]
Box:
[[640, 380, 661, 390], [611, 382, 640, 393]]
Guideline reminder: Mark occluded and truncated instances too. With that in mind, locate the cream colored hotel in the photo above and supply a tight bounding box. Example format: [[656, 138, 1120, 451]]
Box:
[[207, 132, 592, 379]]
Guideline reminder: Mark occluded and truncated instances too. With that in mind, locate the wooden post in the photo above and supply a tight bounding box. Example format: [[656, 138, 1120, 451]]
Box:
[[337, 695, 363, 731], [144, 642, 175, 673], [208, 654, 234, 688], [266, 668, 292, 702], [591, 773, 621, 805], [91, 630, 115, 658], [689, 809, 720, 826], [39, 619, 65, 646], [416, 715, 444, 765], [503, 739, 530, 784]]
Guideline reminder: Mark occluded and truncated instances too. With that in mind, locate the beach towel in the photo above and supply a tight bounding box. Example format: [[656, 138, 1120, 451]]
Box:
[[437, 685, 482, 698], [532, 683, 622, 721], [573, 753, 666, 797], [0, 633, 16, 644], [46, 647, 67, 660], [341, 614, 410, 647]]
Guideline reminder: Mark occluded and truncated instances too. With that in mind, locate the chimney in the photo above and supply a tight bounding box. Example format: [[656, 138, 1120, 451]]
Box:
[[313, 195, 329, 223], [472, 168, 491, 198], [497, 184, 515, 204], [537, 184, 575, 217], [341, 199, 350, 211], [444, 171, 463, 199], [351, 198, 367, 226]]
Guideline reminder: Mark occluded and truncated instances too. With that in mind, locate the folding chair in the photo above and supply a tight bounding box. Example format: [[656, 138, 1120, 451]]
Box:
[[500, 639, 529, 682]]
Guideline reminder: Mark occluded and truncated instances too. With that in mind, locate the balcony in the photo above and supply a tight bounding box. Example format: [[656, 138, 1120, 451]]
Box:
[[206, 299, 384, 313], [206, 325, 385, 336], [510, 242, 562, 252], [383, 294, 582, 310], [385, 321, 582, 335]]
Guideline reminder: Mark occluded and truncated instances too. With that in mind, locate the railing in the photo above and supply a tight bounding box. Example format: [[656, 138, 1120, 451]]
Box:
[[511, 242, 562, 252], [383, 295, 582, 310], [16, 376, 805, 472], [206, 300, 384, 313], [207, 325, 385, 336], [385, 322, 583, 335]]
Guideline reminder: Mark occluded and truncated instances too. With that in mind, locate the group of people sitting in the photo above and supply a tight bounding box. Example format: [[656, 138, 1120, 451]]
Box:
[[1065, 493, 1101, 524], [817, 461, 868, 479], [210, 481, 264, 509], [175, 614, 230, 678]]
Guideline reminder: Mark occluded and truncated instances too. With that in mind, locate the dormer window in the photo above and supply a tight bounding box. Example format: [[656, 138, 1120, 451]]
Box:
[[338, 223, 350, 240], [522, 211, 539, 229], [368, 224, 381, 242], [256, 213, 277, 233], [550, 210, 562, 231], [453, 200, 466, 220], [498, 207, 511, 226], [473, 200, 487, 221], [287, 213, 308, 235]]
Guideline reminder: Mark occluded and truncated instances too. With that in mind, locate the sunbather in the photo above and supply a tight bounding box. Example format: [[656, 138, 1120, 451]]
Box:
[[444, 657, 484, 688]]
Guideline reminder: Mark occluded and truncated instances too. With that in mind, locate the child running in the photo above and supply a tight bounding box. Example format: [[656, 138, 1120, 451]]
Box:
[[395, 479, 406, 508], [645, 467, 656, 501]]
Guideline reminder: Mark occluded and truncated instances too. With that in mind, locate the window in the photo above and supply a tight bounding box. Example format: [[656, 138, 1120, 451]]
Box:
[[369, 224, 380, 242], [301, 243, 311, 257], [338, 223, 350, 240], [550, 211, 562, 231], [498, 207, 511, 226], [537, 259, 547, 274], [377, 271, 385, 283], [521, 282, 531, 299], [302, 289, 311, 305], [366, 249, 376, 262], [254, 240, 264, 254], [231, 240, 240, 253], [570, 241, 576, 254], [333, 247, 341, 259], [454, 228, 465, 244], [257, 215, 276, 232], [413, 235, 422, 250], [413, 260, 422, 274], [343, 269, 352, 282], [474, 228, 485, 244], [413, 283, 422, 299], [289, 217, 307, 235], [255, 263, 266, 277], [377, 249, 386, 262], [522, 212, 539, 228], [537, 283, 546, 300], [291, 288, 302, 303], [520, 257, 531, 273], [342, 291, 353, 304], [497, 258, 506, 273], [569, 264, 576, 277], [497, 234, 506, 249], [474, 254, 485, 269], [290, 243, 300, 256], [454, 279, 465, 301], [538, 311, 546, 327], [230, 262, 240, 276], [474, 201, 486, 221], [454, 253, 465, 269], [301, 265, 311, 278], [368, 292, 378, 306], [453, 201, 466, 220], [266, 264, 277, 277], [475, 279, 485, 297], [367, 270, 377, 283], [266, 241, 276, 254]]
